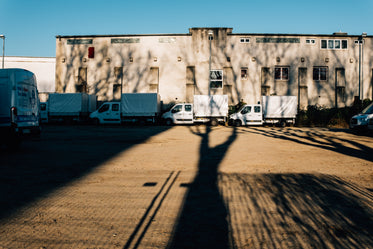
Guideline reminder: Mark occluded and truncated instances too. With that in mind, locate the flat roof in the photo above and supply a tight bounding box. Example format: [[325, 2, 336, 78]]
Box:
[[56, 28, 371, 39]]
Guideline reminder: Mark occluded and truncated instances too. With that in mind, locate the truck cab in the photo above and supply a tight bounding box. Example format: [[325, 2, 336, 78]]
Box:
[[162, 103, 194, 125], [89, 102, 121, 124], [229, 104, 263, 126]]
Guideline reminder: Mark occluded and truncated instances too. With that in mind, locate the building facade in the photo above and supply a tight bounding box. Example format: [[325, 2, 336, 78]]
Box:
[[55, 28, 372, 109], [4, 56, 55, 93]]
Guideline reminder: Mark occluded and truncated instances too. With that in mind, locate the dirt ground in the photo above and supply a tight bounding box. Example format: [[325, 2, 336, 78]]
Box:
[[0, 125, 372, 248]]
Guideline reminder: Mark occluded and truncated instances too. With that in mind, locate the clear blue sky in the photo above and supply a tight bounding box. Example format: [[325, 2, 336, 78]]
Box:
[[1, 0, 372, 57]]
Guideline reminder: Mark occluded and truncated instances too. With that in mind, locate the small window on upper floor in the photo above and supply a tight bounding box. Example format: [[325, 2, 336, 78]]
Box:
[[240, 37, 250, 43], [321, 39, 348, 50], [306, 39, 316, 45]]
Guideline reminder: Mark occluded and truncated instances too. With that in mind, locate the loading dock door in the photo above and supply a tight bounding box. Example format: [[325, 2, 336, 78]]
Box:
[[298, 68, 308, 110], [335, 68, 346, 108]]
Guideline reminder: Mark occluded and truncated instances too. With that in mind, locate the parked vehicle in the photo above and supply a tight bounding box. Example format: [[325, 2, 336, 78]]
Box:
[[39, 102, 48, 123], [44, 93, 96, 123], [368, 117, 373, 131], [90, 93, 160, 124], [350, 102, 373, 131], [0, 68, 41, 148], [229, 96, 297, 127], [162, 95, 228, 126]]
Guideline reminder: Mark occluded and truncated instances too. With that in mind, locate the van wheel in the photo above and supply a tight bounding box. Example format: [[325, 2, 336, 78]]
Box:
[[165, 119, 173, 126], [234, 120, 242, 127], [210, 118, 218, 126]]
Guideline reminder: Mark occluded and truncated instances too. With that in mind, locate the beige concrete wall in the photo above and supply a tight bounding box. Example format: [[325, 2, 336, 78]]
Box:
[[55, 28, 373, 109], [4, 56, 55, 92]]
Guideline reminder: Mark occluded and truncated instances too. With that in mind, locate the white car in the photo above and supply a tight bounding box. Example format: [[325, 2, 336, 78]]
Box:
[[350, 103, 373, 131]]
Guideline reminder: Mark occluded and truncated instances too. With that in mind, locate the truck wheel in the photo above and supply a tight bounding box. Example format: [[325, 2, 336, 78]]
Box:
[[280, 120, 286, 128], [210, 118, 218, 126], [165, 119, 173, 126], [234, 120, 242, 127]]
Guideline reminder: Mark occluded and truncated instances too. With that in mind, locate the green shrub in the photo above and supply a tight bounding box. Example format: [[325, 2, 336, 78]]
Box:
[[297, 99, 372, 128]]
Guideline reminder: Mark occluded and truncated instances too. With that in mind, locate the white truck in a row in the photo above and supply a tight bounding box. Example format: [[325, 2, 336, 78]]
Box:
[[229, 96, 298, 127], [38, 92, 297, 127], [0, 69, 41, 148], [162, 95, 297, 126], [40, 93, 96, 123], [89, 93, 160, 124], [162, 95, 229, 126], [89, 94, 298, 126]]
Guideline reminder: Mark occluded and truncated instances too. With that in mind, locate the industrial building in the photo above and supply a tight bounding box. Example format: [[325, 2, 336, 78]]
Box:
[[55, 27, 372, 109], [3, 56, 55, 93]]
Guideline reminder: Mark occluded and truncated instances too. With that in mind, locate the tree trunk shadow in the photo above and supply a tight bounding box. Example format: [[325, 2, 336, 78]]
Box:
[[167, 126, 237, 249]]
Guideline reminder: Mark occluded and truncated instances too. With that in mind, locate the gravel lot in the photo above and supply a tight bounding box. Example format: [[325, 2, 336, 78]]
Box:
[[0, 125, 372, 248]]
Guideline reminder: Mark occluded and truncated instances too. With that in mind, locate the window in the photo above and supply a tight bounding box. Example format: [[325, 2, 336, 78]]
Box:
[[185, 104, 192, 112], [241, 106, 252, 114], [210, 70, 223, 88], [40, 103, 47, 111], [275, 67, 289, 80], [171, 105, 182, 113], [240, 37, 250, 43], [254, 106, 261, 113], [112, 104, 119, 112], [313, 67, 328, 81], [328, 40, 334, 49], [321, 39, 348, 50], [306, 39, 316, 44], [241, 68, 248, 80], [98, 104, 109, 113], [321, 40, 327, 49], [88, 47, 95, 58], [342, 40, 347, 49]]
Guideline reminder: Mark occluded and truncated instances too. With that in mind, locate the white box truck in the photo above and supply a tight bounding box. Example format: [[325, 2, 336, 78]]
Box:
[[229, 96, 297, 127], [46, 93, 96, 123], [89, 93, 160, 124], [0, 68, 41, 148], [162, 95, 228, 126]]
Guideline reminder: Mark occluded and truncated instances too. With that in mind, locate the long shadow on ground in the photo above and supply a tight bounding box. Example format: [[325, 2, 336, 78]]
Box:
[[167, 126, 237, 249], [0, 125, 170, 220], [220, 173, 373, 248]]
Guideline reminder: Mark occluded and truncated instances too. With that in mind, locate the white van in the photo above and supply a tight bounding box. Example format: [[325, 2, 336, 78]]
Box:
[[0, 69, 41, 148]]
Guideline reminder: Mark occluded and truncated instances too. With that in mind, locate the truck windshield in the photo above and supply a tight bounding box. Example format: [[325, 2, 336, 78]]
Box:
[[361, 103, 373, 114], [241, 106, 251, 114], [171, 105, 182, 113], [98, 104, 109, 113]]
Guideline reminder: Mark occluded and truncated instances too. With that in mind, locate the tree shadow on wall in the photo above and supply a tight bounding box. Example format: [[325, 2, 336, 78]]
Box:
[[167, 126, 237, 249]]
